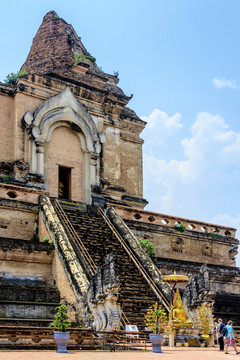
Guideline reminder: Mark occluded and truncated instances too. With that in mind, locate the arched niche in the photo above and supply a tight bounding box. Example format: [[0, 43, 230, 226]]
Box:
[[23, 88, 104, 203]]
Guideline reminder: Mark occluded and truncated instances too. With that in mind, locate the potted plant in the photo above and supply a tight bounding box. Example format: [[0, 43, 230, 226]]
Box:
[[145, 302, 167, 353], [50, 304, 71, 353]]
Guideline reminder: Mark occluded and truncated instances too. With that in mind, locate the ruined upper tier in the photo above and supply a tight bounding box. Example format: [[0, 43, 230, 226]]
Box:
[[20, 11, 133, 107]]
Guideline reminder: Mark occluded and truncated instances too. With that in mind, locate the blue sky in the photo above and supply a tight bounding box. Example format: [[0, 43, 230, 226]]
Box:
[[1, 1, 240, 265]]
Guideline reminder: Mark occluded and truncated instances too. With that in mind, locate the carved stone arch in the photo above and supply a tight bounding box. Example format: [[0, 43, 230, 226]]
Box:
[[33, 87, 99, 140], [46, 121, 87, 152], [23, 87, 104, 203]]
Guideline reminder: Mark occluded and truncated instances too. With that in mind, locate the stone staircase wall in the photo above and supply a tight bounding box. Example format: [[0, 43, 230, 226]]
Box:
[[0, 261, 61, 326], [39, 195, 91, 326], [63, 205, 170, 329]]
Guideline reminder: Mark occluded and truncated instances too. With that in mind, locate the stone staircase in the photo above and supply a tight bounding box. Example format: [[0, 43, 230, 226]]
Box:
[[61, 206, 161, 329], [213, 293, 240, 326], [0, 238, 61, 327]]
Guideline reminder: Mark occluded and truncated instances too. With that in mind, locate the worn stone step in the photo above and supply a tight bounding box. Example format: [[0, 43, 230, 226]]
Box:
[[0, 301, 60, 320], [62, 208, 161, 329]]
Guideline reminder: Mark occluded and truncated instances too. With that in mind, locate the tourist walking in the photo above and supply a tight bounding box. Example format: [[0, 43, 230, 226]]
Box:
[[217, 318, 224, 351], [225, 320, 240, 354]]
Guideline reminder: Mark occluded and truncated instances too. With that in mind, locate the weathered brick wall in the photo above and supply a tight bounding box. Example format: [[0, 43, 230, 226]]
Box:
[[113, 205, 238, 267], [39, 210, 79, 322], [0, 247, 53, 279], [0, 94, 14, 161], [102, 120, 144, 198], [14, 93, 43, 162], [0, 207, 37, 241], [0, 184, 44, 240], [0, 73, 146, 205]]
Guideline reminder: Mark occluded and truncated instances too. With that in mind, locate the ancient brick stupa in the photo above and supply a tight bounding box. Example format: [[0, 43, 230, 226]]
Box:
[[0, 11, 239, 344]]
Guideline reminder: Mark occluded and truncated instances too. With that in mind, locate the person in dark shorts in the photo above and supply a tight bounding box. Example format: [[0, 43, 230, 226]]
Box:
[[217, 318, 224, 351]]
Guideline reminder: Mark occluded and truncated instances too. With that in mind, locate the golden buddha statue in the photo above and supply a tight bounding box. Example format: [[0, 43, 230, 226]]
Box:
[[171, 288, 193, 328]]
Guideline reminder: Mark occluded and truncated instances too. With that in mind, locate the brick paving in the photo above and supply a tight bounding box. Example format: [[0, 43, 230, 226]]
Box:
[[0, 347, 239, 360]]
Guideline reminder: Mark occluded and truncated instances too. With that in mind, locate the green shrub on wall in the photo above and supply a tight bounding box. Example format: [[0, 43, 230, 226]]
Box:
[[4, 70, 27, 85], [174, 222, 186, 233], [139, 238, 157, 263]]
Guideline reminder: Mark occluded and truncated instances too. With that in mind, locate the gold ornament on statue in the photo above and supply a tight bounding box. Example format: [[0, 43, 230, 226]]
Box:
[[171, 288, 193, 328], [162, 271, 193, 328]]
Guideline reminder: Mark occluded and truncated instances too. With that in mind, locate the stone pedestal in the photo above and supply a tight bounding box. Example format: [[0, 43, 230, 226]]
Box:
[[169, 333, 175, 347], [209, 333, 215, 347], [173, 327, 204, 347]]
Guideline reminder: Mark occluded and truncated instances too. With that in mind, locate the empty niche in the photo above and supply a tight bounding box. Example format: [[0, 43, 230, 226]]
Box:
[[201, 226, 208, 233], [6, 191, 18, 199], [188, 224, 195, 230], [225, 230, 232, 236], [172, 237, 184, 253], [133, 213, 142, 220], [148, 216, 155, 222], [161, 219, 169, 225]]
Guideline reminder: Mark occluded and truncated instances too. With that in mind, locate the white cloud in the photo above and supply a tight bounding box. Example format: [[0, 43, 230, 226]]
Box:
[[141, 109, 183, 150], [182, 112, 240, 163], [143, 109, 240, 222], [141, 109, 183, 131], [212, 77, 238, 90]]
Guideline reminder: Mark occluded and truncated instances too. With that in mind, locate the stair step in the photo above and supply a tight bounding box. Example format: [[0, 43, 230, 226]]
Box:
[[62, 208, 161, 329], [0, 301, 60, 306]]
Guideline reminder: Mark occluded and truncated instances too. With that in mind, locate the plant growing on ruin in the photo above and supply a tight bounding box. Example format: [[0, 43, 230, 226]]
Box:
[[50, 304, 71, 332], [193, 304, 215, 335], [139, 238, 157, 263], [74, 53, 97, 66], [145, 303, 167, 334], [0, 175, 14, 184], [41, 236, 49, 243], [174, 222, 186, 233], [209, 233, 223, 240], [4, 70, 27, 85], [74, 53, 86, 65]]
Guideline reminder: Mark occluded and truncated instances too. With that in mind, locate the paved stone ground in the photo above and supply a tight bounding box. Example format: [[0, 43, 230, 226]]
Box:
[[0, 347, 239, 360]]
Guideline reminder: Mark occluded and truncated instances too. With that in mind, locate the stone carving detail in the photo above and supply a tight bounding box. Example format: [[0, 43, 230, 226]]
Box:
[[183, 264, 215, 309], [202, 243, 212, 257], [229, 245, 238, 261], [172, 237, 184, 253], [88, 253, 122, 331]]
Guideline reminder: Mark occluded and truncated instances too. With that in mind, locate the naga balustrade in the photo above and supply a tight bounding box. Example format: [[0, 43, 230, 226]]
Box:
[[98, 207, 171, 312], [53, 199, 130, 328]]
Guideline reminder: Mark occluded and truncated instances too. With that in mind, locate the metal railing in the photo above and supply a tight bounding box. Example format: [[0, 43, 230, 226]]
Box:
[[98, 207, 171, 312]]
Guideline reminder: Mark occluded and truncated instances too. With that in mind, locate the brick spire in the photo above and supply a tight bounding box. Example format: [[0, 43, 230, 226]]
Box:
[[21, 11, 89, 74]]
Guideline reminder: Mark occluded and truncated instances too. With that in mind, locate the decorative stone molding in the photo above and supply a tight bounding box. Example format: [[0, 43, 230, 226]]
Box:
[[23, 88, 106, 203], [112, 204, 237, 238], [107, 207, 172, 306], [183, 265, 215, 309], [39, 194, 91, 326], [88, 253, 122, 331]]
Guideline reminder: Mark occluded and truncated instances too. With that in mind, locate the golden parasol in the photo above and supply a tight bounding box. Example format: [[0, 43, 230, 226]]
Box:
[[162, 271, 189, 305]]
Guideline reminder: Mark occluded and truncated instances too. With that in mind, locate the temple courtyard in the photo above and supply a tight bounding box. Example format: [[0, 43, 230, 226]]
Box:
[[0, 348, 239, 360]]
